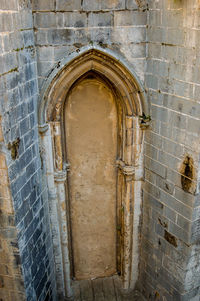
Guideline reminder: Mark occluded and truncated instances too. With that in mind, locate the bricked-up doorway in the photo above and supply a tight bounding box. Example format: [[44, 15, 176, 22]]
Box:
[[65, 76, 118, 280], [38, 47, 148, 299]]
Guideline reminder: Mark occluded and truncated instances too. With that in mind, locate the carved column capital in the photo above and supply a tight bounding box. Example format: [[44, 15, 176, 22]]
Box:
[[116, 160, 135, 176], [54, 170, 67, 183], [38, 123, 49, 134]]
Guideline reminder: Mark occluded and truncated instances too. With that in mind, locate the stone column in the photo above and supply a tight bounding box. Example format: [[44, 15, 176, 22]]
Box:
[[39, 123, 65, 298], [52, 121, 73, 299], [117, 160, 135, 290], [55, 171, 73, 299]]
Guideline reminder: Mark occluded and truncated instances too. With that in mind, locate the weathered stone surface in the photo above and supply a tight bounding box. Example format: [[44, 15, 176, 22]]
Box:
[[1, 0, 200, 301], [0, 1, 57, 301]]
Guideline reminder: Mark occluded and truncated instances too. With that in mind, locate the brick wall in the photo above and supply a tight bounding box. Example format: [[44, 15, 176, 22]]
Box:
[[0, 1, 56, 300], [0, 116, 25, 300], [1, 0, 200, 300], [139, 0, 200, 300], [32, 0, 147, 91]]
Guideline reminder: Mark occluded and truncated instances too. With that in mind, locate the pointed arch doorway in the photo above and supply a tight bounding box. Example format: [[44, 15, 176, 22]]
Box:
[[65, 74, 118, 280], [38, 47, 149, 299]]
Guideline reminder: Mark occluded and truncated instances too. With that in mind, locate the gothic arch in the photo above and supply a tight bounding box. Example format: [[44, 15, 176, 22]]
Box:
[[38, 47, 149, 299]]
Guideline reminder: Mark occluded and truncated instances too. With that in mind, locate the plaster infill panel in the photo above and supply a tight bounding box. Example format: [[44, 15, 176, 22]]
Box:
[[65, 79, 118, 280]]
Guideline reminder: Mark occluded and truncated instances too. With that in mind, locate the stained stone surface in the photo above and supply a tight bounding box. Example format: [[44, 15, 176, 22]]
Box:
[[1, 0, 200, 301], [71, 276, 146, 301]]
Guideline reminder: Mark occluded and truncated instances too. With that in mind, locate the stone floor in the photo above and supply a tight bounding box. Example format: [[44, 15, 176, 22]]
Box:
[[71, 275, 145, 301]]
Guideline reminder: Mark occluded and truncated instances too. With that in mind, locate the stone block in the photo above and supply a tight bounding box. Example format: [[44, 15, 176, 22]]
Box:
[[35, 29, 48, 45], [151, 105, 169, 123], [19, 148, 33, 170], [191, 218, 200, 243], [162, 256, 185, 283], [144, 73, 158, 90], [148, 0, 163, 9], [160, 190, 192, 220], [32, 0, 54, 11], [20, 117, 30, 136], [158, 150, 181, 170], [2, 34, 11, 53], [34, 12, 57, 28], [162, 10, 183, 28], [126, 0, 138, 9], [4, 52, 18, 74], [144, 142, 158, 160], [88, 27, 112, 44], [0, 13, 14, 32], [36, 46, 54, 62], [148, 43, 162, 58], [145, 156, 167, 179], [114, 10, 146, 26], [88, 12, 113, 27], [177, 215, 192, 232], [53, 45, 73, 61], [170, 110, 187, 130], [37, 61, 55, 77], [143, 180, 161, 200], [147, 26, 166, 43], [63, 12, 88, 28], [24, 210, 33, 228], [25, 62, 36, 81], [163, 206, 177, 223], [10, 32, 24, 52], [145, 169, 157, 185], [19, 47, 36, 65], [82, 0, 125, 11], [56, 0, 81, 11], [47, 29, 74, 45], [20, 10, 33, 29], [0, 0, 18, 10], [177, 46, 196, 66], [162, 138, 184, 158], [23, 79, 38, 100], [163, 94, 200, 118], [29, 114, 36, 128], [22, 30, 34, 47], [24, 129, 36, 149], [166, 28, 185, 46], [173, 80, 194, 99], [26, 160, 37, 180], [156, 175, 174, 195], [148, 10, 161, 26], [21, 180, 32, 200], [187, 117, 200, 135], [12, 12, 21, 31], [169, 221, 190, 244], [174, 187, 195, 208], [145, 131, 162, 149], [112, 27, 146, 43], [0, 55, 5, 74]]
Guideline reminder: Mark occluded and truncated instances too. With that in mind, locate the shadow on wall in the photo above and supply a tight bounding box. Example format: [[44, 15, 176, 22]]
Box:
[[0, 117, 26, 300]]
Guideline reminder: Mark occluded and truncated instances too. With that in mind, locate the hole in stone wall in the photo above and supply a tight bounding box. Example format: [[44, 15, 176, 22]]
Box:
[[7, 138, 20, 160], [181, 156, 194, 193], [164, 230, 177, 247]]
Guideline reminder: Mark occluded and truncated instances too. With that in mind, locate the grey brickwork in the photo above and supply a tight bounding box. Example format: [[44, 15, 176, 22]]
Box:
[[1, 0, 200, 301], [32, 0, 147, 90], [0, 1, 56, 300], [139, 0, 200, 300]]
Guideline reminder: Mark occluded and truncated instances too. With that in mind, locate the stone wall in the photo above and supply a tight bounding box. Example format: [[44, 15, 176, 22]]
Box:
[[139, 0, 200, 300], [0, 0, 56, 300], [0, 119, 25, 300], [1, 0, 200, 300], [32, 0, 147, 90], [32, 0, 148, 298]]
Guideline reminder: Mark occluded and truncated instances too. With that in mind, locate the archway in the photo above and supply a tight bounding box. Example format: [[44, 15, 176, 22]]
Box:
[[38, 47, 149, 299]]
